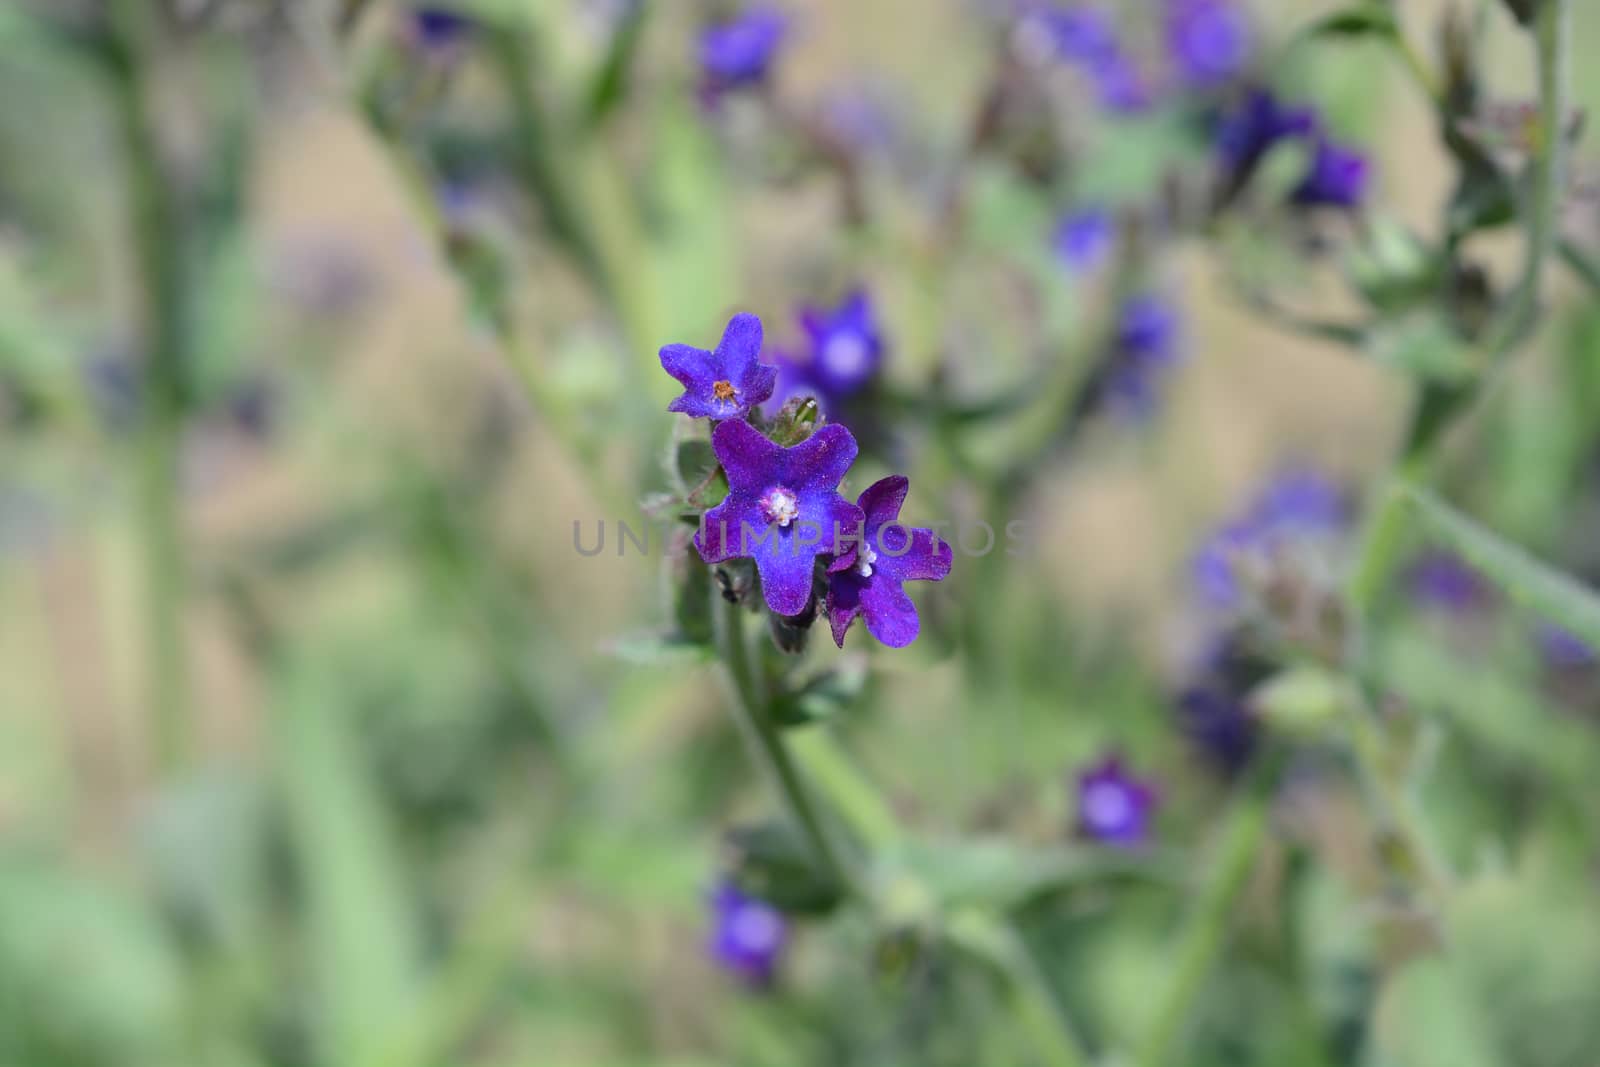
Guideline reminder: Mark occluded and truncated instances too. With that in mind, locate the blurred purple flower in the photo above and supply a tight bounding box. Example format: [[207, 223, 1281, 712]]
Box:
[[1088, 52, 1153, 114], [1052, 207, 1115, 273], [1292, 137, 1370, 209], [799, 290, 884, 398], [1406, 550, 1491, 613], [411, 6, 473, 48], [708, 881, 789, 987], [698, 7, 787, 102], [1166, 0, 1253, 87], [1537, 623, 1596, 670], [1175, 633, 1271, 773], [1036, 4, 1120, 65], [659, 313, 778, 420], [1075, 756, 1159, 846], [1177, 686, 1259, 773], [695, 419, 863, 616], [760, 349, 834, 419], [1193, 468, 1347, 608], [1100, 292, 1183, 417], [826, 476, 953, 648], [1214, 88, 1316, 191]]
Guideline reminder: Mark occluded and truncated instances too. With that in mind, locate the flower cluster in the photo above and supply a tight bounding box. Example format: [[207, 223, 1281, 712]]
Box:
[[1215, 87, 1370, 210], [661, 312, 949, 648]]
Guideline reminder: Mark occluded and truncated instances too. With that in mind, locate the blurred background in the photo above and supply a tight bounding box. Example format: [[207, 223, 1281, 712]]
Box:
[[2, 1, 1600, 1065]]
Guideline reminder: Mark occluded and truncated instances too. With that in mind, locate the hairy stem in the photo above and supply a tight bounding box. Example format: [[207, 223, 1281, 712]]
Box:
[[113, 2, 191, 772], [715, 592, 848, 892]]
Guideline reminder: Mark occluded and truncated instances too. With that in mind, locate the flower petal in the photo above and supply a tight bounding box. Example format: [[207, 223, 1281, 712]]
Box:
[[694, 496, 765, 564], [855, 475, 908, 537], [825, 572, 864, 647], [859, 574, 920, 648], [752, 530, 819, 616], [711, 417, 784, 493], [782, 423, 858, 494], [738, 361, 778, 408], [876, 526, 953, 583], [660, 343, 715, 390], [714, 312, 764, 380]]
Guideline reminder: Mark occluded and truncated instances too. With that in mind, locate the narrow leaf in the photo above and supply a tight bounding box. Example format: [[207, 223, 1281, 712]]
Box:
[[1404, 486, 1600, 648]]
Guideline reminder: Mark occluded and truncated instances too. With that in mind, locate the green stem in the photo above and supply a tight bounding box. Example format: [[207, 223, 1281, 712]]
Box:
[[1136, 746, 1286, 1067], [715, 593, 848, 892], [113, 2, 191, 772], [946, 910, 1095, 1067]]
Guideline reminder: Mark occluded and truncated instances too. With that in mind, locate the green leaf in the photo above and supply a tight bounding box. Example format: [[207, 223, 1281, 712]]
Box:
[[724, 821, 845, 915], [1403, 486, 1600, 649], [883, 838, 1179, 913], [1299, 4, 1399, 39], [583, 0, 649, 127], [1364, 314, 1477, 384]]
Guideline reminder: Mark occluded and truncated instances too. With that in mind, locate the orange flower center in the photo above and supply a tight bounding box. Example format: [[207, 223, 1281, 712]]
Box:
[[712, 379, 738, 402]]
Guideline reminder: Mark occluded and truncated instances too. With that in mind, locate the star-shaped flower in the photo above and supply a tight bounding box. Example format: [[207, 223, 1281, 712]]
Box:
[[1075, 756, 1159, 846], [694, 419, 863, 616], [659, 313, 778, 421], [826, 476, 953, 648]]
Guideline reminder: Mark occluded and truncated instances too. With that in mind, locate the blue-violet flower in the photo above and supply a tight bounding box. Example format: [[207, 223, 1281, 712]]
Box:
[[826, 476, 954, 648], [695, 419, 864, 616], [708, 881, 788, 987], [1166, 0, 1253, 87], [699, 7, 787, 100], [799, 290, 884, 398], [1075, 756, 1159, 846], [1292, 137, 1370, 209], [660, 313, 778, 420]]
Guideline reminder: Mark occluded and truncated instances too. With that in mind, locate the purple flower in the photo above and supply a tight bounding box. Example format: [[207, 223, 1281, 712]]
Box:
[[826, 476, 953, 648], [660, 313, 778, 420], [1292, 137, 1370, 209], [1407, 550, 1491, 613], [760, 349, 849, 423], [708, 881, 788, 987], [799, 290, 883, 398], [1074, 756, 1159, 846], [1214, 89, 1316, 190], [1537, 624, 1596, 670], [1193, 469, 1347, 608], [1088, 52, 1153, 114], [1166, 0, 1253, 87], [695, 419, 863, 616], [698, 7, 787, 100], [411, 6, 473, 48], [1175, 634, 1271, 773], [1033, 5, 1120, 66], [1052, 208, 1115, 273], [1099, 293, 1183, 417]]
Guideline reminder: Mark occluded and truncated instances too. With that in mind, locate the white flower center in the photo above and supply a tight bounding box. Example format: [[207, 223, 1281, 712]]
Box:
[[760, 486, 800, 527], [730, 906, 783, 953], [1083, 782, 1132, 829], [821, 331, 870, 381], [855, 543, 878, 578]]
